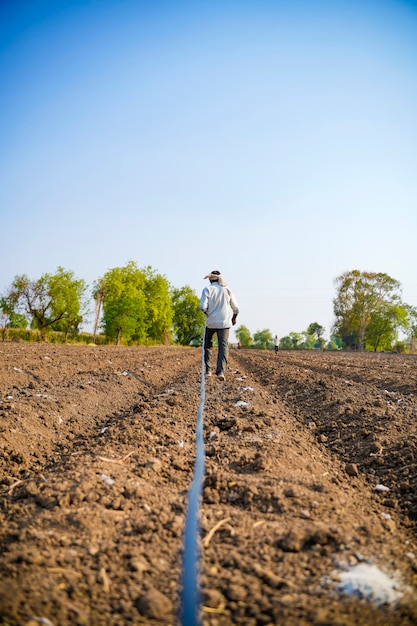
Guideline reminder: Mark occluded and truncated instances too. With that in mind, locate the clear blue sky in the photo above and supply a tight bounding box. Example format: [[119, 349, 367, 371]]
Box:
[[1, 0, 416, 340]]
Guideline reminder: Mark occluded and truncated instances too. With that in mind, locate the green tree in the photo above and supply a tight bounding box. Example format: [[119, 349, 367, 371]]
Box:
[[302, 331, 316, 349], [142, 267, 173, 344], [98, 261, 147, 345], [307, 322, 325, 341], [9, 313, 28, 328], [98, 261, 173, 345], [328, 335, 343, 350], [49, 268, 88, 337], [3, 267, 87, 340], [365, 303, 409, 352], [0, 296, 28, 328], [235, 325, 253, 348], [171, 286, 205, 345], [288, 331, 304, 349], [333, 270, 403, 350], [253, 329, 273, 350], [326, 339, 339, 350], [306, 323, 326, 349], [280, 332, 304, 349], [279, 335, 292, 349]]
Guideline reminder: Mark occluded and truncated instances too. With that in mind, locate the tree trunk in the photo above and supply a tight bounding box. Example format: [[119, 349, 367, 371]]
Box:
[[93, 289, 103, 341], [358, 320, 366, 351]]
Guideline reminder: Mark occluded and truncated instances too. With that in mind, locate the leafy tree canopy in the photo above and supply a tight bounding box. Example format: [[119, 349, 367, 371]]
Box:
[[142, 266, 173, 344], [2, 267, 87, 339], [98, 261, 147, 345], [97, 261, 173, 345], [253, 328, 273, 350], [235, 325, 253, 348], [0, 297, 28, 329], [49, 268, 88, 336], [171, 285, 205, 346], [302, 331, 316, 350], [333, 270, 403, 350], [365, 303, 409, 352], [307, 322, 325, 340], [288, 331, 304, 349]]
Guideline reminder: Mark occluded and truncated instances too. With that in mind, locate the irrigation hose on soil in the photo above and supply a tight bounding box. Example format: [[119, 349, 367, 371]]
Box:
[[179, 332, 207, 625]]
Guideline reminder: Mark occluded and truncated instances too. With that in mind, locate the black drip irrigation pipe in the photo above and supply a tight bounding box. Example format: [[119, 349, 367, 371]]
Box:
[[179, 335, 207, 625]]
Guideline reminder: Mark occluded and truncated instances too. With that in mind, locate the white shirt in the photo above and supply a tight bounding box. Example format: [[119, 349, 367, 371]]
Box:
[[199, 282, 239, 329]]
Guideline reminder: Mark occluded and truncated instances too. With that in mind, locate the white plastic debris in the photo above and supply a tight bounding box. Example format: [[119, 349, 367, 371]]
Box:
[[100, 474, 115, 486], [375, 484, 390, 492], [100, 427, 108, 434], [337, 563, 403, 606], [31, 618, 54, 626], [234, 400, 250, 407], [156, 389, 175, 397], [241, 386, 254, 391], [178, 440, 185, 448]]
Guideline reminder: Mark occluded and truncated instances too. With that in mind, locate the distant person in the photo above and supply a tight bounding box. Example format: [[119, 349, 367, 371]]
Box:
[[199, 270, 239, 381], [274, 335, 279, 353], [237, 341, 241, 350]]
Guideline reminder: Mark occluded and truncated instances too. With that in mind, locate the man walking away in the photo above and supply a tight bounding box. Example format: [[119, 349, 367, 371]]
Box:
[[274, 335, 279, 353], [200, 270, 239, 381]]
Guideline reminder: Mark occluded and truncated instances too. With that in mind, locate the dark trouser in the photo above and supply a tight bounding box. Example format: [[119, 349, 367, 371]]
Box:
[[204, 327, 230, 375]]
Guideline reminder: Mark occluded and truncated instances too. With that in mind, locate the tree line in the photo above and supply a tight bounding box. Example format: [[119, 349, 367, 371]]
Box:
[[235, 270, 417, 352], [234, 323, 332, 351], [1, 265, 416, 351], [0, 262, 205, 346]]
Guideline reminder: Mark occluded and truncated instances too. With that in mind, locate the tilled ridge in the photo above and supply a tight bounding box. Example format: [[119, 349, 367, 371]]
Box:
[[197, 353, 417, 625]]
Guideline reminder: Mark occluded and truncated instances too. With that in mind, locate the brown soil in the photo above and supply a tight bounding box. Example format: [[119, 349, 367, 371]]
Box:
[[1, 343, 417, 626]]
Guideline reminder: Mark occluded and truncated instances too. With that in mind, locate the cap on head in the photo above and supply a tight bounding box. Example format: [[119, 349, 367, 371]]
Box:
[[203, 270, 221, 280], [203, 270, 226, 286]]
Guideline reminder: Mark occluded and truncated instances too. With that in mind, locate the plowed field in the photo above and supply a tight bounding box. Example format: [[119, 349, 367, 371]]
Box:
[[1, 343, 417, 625]]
